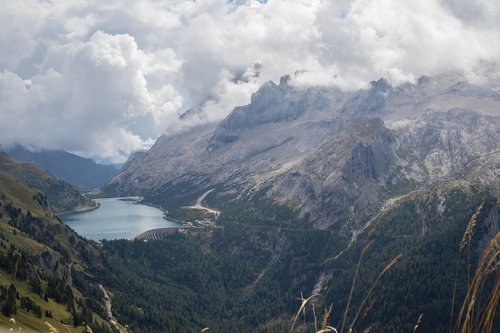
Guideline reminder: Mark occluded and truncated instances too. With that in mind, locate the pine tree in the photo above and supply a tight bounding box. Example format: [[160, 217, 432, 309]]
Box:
[[1, 284, 17, 316]]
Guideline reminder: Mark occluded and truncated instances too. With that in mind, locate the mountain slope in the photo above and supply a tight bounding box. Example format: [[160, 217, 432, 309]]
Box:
[[4, 147, 119, 190], [98, 71, 500, 332], [0, 75, 489, 332], [0, 153, 96, 213], [94, 178, 499, 333], [0, 167, 116, 332], [103, 72, 500, 229]]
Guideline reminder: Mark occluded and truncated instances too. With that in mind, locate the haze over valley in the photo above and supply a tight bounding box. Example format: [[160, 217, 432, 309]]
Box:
[[0, 1, 499, 333]]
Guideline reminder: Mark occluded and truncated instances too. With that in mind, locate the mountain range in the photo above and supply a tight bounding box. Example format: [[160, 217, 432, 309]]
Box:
[[0, 70, 498, 333], [104, 71, 500, 230], [94, 71, 499, 332], [3, 146, 120, 190]]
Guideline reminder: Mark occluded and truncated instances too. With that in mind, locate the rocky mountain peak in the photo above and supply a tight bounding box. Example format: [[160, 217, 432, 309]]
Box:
[[208, 78, 308, 149], [369, 77, 391, 91], [279, 74, 291, 88], [340, 77, 392, 118], [417, 75, 431, 85], [208, 75, 348, 150], [104, 71, 500, 230], [248, 79, 288, 113]]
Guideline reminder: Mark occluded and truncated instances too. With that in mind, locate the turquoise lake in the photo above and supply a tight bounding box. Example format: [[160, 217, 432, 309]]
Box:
[[59, 197, 178, 241]]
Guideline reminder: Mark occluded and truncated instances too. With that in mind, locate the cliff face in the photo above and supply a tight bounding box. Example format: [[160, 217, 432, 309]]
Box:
[[103, 71, 500, 229], [209, 77, 347, 149]]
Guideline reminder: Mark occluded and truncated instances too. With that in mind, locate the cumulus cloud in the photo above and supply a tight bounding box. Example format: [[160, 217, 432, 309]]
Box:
[[1, 30, 181, 162], [0, 0, 499, 162]]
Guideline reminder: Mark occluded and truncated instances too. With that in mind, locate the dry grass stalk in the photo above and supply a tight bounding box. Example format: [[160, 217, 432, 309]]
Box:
[[451, 201, 486, 332], [290, 297, 338, 333], [462, 201, 485, 291], [340, 241, 373, 333], [349, 253, 403, 332], [412, 313, 423, 333], [289, 294, 316, 333], [473, 276, 499, 333], [321, 304, 333, 331], [453, 232, 499, 333], [362, 299, 375, 319], [459, 201, 484, 251], [316, 326, 338, 333]]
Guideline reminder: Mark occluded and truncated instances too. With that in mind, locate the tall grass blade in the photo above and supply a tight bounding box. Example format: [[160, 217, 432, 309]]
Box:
[[349, 253, 403, 332]]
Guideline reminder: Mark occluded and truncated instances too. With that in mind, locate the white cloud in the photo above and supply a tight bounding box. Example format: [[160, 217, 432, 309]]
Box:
[[0, 1, 47, 72], [1, 30, 181, 162], [1, 0, 499, 162], [309, 0, 499, 87]]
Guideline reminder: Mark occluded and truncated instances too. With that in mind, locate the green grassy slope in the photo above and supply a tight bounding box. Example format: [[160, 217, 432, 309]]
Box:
[[0, 169, 114, 333], [0, 153, 95, 213]]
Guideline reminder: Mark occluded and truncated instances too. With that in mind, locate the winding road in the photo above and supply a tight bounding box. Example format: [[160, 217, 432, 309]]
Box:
[[184, 189, 221, 216]]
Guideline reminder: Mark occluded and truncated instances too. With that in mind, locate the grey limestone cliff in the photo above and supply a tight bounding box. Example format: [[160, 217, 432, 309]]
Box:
[[103, 71, 500, 229]]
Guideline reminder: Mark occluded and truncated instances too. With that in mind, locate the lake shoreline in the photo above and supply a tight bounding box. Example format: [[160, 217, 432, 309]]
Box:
[[59, 197, 180, 241], [56, 201, 101, 216], [58, 196, 145, 216], [129, 197, 187, 226]]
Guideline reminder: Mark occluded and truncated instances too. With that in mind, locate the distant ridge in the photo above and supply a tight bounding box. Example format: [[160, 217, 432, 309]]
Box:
[[4, 146, 119, 189], [0, 152, 96, 213]]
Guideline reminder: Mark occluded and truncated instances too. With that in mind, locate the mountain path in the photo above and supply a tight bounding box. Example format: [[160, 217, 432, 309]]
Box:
[[99, 284, 125, 333], [333, 190, 419, 261]]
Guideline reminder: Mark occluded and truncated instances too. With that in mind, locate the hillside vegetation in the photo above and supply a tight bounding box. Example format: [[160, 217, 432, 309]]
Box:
[[91, 179, 499, 332], [0, 154, 497, 332], [1, 70, 499, 332], [0, 160, 116, 332], [0, 153, 95, 213], [4, 146, 119, 190]]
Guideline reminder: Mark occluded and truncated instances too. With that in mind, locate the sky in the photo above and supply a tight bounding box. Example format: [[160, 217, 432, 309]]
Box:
[[0, 0, 499, 163]]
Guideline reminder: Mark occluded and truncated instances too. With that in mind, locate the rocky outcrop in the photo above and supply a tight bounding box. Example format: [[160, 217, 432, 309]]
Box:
[[340, 78, 391, 117], [388, 109, 500, 181], [209, 76, 346, 150], [270, 118, 399, 228]]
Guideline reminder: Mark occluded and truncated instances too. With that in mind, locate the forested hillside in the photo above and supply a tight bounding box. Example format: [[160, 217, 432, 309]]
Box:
[[0, 159, 116, 332], [90, 179, 499, 332]]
